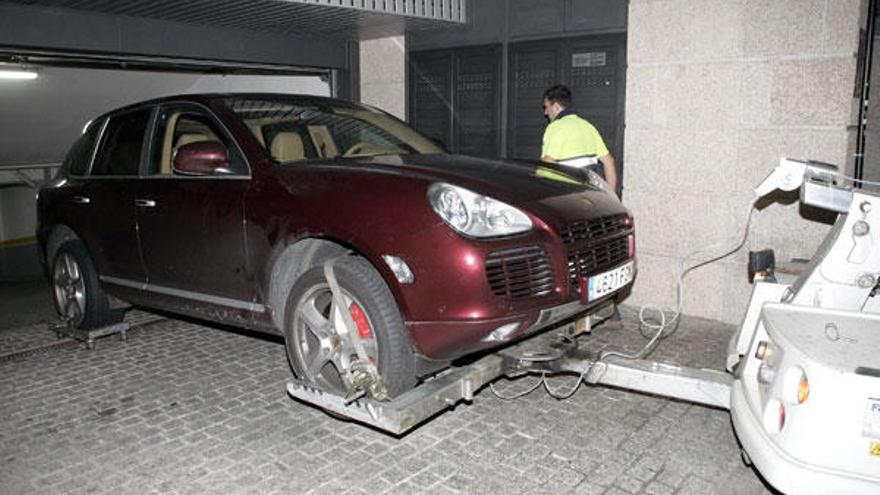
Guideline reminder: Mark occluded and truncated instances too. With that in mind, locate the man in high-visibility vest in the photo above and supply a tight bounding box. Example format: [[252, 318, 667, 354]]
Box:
[[541, 84, 618, 193], [542, 84, 623, 329]]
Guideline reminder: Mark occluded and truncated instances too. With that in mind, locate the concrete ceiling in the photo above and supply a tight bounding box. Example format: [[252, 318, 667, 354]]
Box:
[[4, 0, 467, 40]]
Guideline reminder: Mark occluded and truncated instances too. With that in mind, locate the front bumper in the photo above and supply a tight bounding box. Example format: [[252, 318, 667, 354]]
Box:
[[407, 292, 620, 360], [730, 380, 880, 495]]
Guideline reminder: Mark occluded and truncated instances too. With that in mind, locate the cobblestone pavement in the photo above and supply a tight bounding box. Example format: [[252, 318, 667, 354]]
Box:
[[0, 305, 774, 495]]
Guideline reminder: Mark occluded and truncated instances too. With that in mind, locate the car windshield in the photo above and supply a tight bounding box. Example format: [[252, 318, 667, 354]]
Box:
[[224, 96, 442, 163]]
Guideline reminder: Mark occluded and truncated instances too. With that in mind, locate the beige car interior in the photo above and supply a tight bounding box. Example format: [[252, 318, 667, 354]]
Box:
[[306, 125, 338, 158], [236, 101, 442, 163], [243, 117, 341, 162], [159, 112, 222, 174], [270, 132, 305, 162]]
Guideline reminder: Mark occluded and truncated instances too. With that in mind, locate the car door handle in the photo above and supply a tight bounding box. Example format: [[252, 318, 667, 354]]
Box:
[[135, 199, 156, 208], [72, 196, 90, 204]]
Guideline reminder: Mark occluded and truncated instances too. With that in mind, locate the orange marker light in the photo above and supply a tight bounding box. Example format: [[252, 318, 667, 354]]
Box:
[[797, 375, 810, 404]]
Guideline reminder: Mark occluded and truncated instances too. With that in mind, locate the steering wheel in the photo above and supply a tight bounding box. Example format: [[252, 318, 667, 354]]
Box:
[[343, 142, 373, 157]]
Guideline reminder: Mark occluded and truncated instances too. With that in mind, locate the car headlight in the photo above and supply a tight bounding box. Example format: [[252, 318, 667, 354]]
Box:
[[428, 183, 533, 238], [585, 170, 616, 196]]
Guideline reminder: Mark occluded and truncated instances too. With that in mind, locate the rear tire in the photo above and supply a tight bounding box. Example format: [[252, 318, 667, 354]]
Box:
[[283, 256, 416, 398], [51, 241, 123, 330]]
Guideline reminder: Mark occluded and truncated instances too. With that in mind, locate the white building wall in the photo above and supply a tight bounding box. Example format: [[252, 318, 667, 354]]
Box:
[[359, 36, 406, 119], [624, 0, 865, 323]]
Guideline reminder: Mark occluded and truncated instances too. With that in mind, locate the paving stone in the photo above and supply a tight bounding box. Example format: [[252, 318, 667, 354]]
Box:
[[0, 308, 775, 494]]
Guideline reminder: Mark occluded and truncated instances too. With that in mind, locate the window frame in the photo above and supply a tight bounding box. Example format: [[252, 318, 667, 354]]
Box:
[[87, 105, 156, 179], [66, 117, 107, 178], [144, 101, 251, 180]]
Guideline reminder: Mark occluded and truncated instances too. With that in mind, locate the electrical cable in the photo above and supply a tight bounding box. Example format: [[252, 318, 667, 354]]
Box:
[[837, 173, 880, 188], [489, 375, 545, 399], [607, 197, 759, 363], [491, 196, 761, 401], [492, 165, 870, 402]]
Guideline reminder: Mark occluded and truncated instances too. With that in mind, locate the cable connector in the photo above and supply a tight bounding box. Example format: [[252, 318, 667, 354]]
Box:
[[754, 158, 807, 198]]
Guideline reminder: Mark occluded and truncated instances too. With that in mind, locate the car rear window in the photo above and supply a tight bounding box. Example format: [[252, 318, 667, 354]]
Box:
[[91, 108, 152, 176], [64, 119, 103, 176]]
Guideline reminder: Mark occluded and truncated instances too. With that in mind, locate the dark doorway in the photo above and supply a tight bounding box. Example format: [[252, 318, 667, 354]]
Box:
[[408, 44, 502, 157], [507, 34, 626, 176]]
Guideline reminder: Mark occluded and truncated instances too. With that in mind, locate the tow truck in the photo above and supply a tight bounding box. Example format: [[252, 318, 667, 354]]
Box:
[[286, 158, 880, 495]]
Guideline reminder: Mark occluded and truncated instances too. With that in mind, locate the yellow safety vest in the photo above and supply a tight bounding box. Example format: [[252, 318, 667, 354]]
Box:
[[541, 114, 609, 161]]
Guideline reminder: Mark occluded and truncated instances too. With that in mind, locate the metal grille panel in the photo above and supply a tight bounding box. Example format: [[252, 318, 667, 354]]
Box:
[[486, 246, 554, 300], [559, 214, 629, 245], [567, 237, 629, 290], [562, 214, 632, 291]]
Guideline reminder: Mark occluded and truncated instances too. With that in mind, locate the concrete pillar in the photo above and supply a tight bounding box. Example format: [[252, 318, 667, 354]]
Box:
[[359, 36, 406, 119], [624, 0, 865, 323], [0, 186, 41, 280]]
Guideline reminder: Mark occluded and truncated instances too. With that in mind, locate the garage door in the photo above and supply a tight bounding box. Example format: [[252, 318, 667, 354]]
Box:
[[409, 44, 502, 157], [507, 35, 626, 170]]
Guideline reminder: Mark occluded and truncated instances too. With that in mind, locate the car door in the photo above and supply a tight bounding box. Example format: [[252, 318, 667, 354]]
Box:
[[135, 101, 256, 314], [75, 107, 152, 285]]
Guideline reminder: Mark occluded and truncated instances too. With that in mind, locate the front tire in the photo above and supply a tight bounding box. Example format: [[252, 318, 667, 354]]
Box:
[[283, 256, 416, 398], [51, 241, 122, 330]]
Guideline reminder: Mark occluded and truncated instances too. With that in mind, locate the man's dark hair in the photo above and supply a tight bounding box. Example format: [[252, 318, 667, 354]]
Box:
[[543, 85, 572, 107]]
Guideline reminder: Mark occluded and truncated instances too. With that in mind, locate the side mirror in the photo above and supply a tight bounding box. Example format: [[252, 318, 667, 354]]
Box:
[[173, 141, 232, 175]]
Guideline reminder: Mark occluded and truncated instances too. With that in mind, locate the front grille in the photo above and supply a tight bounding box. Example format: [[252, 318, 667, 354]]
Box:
[[486, 246, 554, 300], [568, 236, 630, 289], [560, 214, 629, 245]]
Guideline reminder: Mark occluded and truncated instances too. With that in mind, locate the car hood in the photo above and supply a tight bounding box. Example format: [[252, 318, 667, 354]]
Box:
[[313, 153, 629, 228]]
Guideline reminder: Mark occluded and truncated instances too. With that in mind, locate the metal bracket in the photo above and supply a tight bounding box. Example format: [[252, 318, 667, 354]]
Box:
[[287, 330, 732, 435], [323, 256, 388, 402], [49, 318, 129, 350]]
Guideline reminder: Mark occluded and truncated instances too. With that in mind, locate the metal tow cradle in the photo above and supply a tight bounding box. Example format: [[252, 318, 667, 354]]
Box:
[[287, 329, 732, 435]]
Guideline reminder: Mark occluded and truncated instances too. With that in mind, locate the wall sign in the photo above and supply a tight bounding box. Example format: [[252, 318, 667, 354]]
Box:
[[572, 52, 606, 68]]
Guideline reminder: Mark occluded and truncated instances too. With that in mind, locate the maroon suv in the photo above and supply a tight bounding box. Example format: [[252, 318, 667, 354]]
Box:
[[37, 94, 635, 398]]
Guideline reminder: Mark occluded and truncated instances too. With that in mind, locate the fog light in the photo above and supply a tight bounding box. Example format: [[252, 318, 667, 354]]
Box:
[[762, 399, 785, 434], [483, 322, 520, 342], [757, 363, 776, 385], [382, 255, 414, 284], [778, 402, 786, 431]]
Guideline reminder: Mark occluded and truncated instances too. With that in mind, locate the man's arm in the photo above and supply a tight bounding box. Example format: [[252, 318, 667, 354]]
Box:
[[541, 155, 556, 163], [598, 153, 618, 192]]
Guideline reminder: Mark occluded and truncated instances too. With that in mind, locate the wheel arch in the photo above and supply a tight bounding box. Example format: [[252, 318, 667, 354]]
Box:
[[44, 224, 83, 268], [267, 236, 395, 331]]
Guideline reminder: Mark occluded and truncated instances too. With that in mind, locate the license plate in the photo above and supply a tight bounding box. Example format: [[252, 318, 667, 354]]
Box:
[[585, 261, 634, 302]]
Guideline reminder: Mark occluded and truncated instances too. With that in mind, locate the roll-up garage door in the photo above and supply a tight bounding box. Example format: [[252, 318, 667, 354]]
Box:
[[409, 44, 502, 157], [507, 35, 626, 171]]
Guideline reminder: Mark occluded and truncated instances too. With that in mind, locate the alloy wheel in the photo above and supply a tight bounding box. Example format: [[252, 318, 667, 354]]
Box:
[[291, 283, 379, 393], [52, 252, 86, 325]]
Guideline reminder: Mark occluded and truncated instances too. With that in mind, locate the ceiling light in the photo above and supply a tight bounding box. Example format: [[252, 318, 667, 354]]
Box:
[[0, 69, 38, 80]]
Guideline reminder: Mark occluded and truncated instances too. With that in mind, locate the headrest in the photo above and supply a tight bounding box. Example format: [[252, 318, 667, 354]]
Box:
[[176, 133, 213, 149], [270, 132, 305, 162]]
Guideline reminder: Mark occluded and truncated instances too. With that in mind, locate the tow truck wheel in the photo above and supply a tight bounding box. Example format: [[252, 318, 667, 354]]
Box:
[[283, 256, 416, 399], [51, 241, 122, 330]]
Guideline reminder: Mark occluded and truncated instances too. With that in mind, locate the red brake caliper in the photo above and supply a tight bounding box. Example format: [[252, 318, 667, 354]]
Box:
[[348, 302, 373, 338], [348, 302, 375, 364]]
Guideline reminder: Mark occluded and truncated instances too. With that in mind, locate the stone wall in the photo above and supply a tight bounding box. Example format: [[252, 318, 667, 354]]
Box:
[[360, 36, 406, 119], [864, 35, 880, 184], [624, 0, 864, 323]]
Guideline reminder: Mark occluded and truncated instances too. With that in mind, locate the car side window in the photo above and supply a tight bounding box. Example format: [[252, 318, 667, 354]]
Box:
[[91, 108, 152, 177], [65, 118, 104, 176], [148, 105, 247, 176]]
